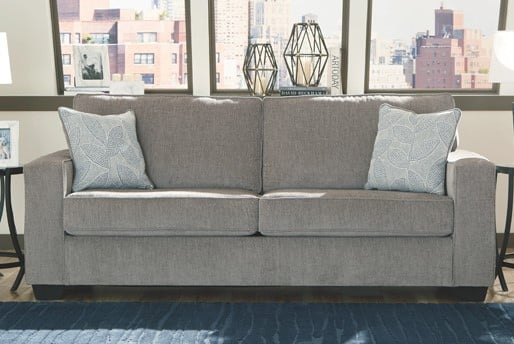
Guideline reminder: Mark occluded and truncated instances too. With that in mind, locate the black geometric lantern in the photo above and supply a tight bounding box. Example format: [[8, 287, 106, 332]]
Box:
[[283, 23, 329, 87], [243, 43, 278, 97]]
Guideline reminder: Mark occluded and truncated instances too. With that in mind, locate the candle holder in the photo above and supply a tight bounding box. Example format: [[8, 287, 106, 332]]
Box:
[[283, 23, 329, 87], [242, 43, 278, 97]]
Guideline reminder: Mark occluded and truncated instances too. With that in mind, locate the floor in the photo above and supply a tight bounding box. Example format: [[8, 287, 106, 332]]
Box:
[[0, 254, 513, 303]]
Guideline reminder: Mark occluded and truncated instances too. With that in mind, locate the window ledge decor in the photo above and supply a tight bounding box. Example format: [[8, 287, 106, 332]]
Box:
[[243, 43, 278, 97], [283, 23, 329, 87]]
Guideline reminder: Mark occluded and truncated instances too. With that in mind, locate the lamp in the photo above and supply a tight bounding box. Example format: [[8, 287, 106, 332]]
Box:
[[489, 31, 514, 84], [242, 43, 278, 97], [490, 31, 514, 128], [0, 33, 12, 85], [283, 23, 329, 87]]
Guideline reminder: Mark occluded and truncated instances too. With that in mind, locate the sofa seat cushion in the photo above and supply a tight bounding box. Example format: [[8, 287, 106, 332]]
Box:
[[259, 189, 453, 237], [64, 189, 259, 236]]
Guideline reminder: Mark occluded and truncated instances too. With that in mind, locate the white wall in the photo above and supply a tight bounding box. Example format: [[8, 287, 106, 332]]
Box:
[[0, 1, 513, 234], [0, 1, 57, 96]]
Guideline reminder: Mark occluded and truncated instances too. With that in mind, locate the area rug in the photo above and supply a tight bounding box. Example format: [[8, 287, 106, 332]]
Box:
[[0, 302, 513, 343]]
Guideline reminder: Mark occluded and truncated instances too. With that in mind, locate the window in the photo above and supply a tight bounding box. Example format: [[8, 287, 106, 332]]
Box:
[[88, 33, 110, 44], [134, 53, 155, 64], [60, 33, 71, 44], [367, 0, 506, 91], [141, 73, 155, 84], [216, 72, 221, 83], [62, 54, 71, 65], [184, 53, 188, 64], [137, 32, 157, 43], [211, 0, 344, 90], [52, 0, 191, 92], [63, 75, 72, 86]]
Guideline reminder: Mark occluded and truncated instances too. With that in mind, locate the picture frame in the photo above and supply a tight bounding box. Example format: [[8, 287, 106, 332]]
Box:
[[0, 121, 19, 168], [73, 45, 110, 87]]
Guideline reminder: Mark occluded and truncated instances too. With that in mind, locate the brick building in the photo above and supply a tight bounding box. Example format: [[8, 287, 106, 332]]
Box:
[[57, 0, 188, 88], [414, 6, 491, 89]]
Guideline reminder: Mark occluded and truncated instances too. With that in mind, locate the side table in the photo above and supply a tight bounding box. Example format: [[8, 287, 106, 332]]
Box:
[[496, 164, 514, 291], [0, 166, 24, 291]]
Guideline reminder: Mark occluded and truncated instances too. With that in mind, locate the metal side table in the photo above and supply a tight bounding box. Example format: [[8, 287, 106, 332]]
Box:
[[0, 166, 24, 291], [496, 164, 514, 292]]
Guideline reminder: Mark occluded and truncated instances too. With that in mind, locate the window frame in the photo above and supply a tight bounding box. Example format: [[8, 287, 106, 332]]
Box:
[[50, 0, 193, 95], [134, 53, 155, 65], [137, 32, 158, 43], [208, 0, 350, 94], [62, 54, 71, 65], [141, 73, 155, 85], [364, 0, 509, 94], [60, 32, 71, 44]]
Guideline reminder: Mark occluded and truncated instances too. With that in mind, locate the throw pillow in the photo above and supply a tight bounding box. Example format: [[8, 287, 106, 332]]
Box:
[[365, 103, 461, 195], [58, 107, 154, 192]]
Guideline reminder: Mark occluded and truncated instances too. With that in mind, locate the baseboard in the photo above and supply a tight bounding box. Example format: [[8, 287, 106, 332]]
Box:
[[0, 234, 511, 252]]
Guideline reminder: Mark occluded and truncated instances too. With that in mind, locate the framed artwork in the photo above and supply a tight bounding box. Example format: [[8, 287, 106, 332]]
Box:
[[0, 121, 19, 167], [73, 45, 110, 87]]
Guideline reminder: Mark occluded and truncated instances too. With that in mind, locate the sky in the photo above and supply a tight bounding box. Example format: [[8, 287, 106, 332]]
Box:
[[292, 0, 343, 36], [372, 0, 501, 42], [108, 0, 500, 42]]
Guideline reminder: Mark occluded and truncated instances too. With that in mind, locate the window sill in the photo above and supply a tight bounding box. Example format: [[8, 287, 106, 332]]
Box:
[[0, 94, 513, 112]]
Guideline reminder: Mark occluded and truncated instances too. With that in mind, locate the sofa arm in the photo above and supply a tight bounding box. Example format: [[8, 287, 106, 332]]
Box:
[[24, 150, 72, 285], [446, 149, 496, 286]]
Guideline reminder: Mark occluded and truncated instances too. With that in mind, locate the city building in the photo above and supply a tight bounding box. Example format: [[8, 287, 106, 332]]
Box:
[[435, 5, 464, 38], [154, 0, 186, 20], [370, 4, 492, 90], [248, 0, 291, 87], [369, 36, 413, 88], [214, 0, 249, 88], [415, 6, 491, 89], [369, 64, 410, 89], [57, 0, 188, 88]]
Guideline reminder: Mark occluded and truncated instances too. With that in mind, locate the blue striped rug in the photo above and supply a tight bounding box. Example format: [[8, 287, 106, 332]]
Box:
[[0, 302, 513, 343]]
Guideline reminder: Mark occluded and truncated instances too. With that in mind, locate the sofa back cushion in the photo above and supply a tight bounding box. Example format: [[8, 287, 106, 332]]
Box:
[[262, 94, 455, 191], [73, 95, 263, 192]]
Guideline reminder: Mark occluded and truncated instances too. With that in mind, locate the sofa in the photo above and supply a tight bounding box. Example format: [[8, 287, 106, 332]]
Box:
[[24, 94, 496, 300]]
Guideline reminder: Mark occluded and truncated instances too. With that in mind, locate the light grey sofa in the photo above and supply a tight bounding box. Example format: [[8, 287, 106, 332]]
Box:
[[24, 94, 496, 300]]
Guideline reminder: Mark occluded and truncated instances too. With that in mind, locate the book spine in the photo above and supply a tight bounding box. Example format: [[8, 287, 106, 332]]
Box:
[[280, 90, 328, 96], [328, 47, 342, 95]]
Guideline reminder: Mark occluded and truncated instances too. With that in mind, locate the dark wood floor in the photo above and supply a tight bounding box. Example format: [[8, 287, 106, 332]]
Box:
[[1, 254, 513, 303]]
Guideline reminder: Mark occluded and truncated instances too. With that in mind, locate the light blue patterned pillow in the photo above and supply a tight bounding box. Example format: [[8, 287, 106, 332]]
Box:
[[365, 103, 461, 195], [58, 107, 154, 192]]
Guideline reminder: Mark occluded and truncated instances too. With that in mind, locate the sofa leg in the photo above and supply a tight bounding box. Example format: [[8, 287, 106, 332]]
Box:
[[32, 285, 65, 300], [446, 287, 488, 302]]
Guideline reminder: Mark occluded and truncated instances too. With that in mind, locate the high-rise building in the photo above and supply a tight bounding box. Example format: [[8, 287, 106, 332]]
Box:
[[434, 4, 463, 38], [155, 0, 185, 20], [302, 13, 317, 24], [370, 36, 413, 88], [57, 0, 110, 21], [248, 0, 291, 86], [249, 0, 291, 43], [415, 6, 490, 89], [215, 0, 249, 88]]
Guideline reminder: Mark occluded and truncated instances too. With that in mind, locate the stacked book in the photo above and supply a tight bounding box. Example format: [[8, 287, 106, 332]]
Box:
[[279, 87, 329, 96]]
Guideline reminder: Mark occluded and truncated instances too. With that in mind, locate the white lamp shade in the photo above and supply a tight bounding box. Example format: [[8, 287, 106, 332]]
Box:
[[0, 32, 12, 85], [489, 31, 514, 83]]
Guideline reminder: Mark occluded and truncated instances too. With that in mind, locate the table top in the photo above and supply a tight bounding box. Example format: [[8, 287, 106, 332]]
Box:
[[0, 166, 23, 176]]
